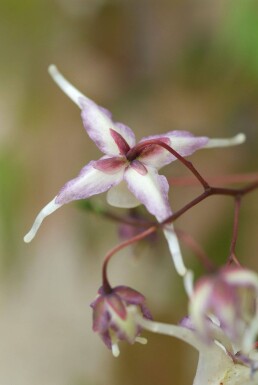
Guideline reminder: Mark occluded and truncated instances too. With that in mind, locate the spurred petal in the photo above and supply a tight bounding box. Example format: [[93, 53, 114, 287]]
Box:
[[49, 65, 136, 156], [204, 133, 246, 148], [81, 99, 135, 156], [24, 161, 124, 242], [24, 198, 61, 243], [56, 160, 124, 204], [138, 131, 209, 169], [124, 165, 187, 276], [124, 165, 171, 222]]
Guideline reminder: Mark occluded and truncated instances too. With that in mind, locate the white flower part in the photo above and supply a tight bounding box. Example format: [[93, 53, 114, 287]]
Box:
[[137, 317, 258, 385], [106, 180, 141, 208], [48, 65, 86, 108], [204, 133, 246, 148], [111, 343, 120, 358], [23, 197, 61, 243]]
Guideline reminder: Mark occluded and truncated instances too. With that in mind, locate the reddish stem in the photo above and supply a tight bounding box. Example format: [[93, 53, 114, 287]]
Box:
[[102, 226, 156, 292]]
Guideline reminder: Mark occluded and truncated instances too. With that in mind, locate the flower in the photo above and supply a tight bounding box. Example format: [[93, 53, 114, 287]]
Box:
[[138, 315, 258, 385], [189, 267, 258, 353], [24, 65, 245, 278], [90, 285, 151, 357]]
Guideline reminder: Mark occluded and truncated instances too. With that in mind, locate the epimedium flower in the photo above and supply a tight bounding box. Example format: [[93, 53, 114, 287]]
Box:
[[24, 65, 245, 279], [189, 267, 258, 354], [138, 315, 258, 385], [90, 285, 151, 357]]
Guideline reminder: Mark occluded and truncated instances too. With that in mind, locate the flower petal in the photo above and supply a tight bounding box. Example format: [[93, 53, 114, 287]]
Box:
[[204, 133, 246, 148], [80, 100, 136, 156], [124, 165, 171, 221], [93, 157, 127, 174], [124, 165, 187, 276], [23, 198, 61, 243], [107, 180, 141, 208], [24, 161, 124, 242], [138, 131, 209, 169], [56, 160, 124, 204], [48, 65, 136, 155]]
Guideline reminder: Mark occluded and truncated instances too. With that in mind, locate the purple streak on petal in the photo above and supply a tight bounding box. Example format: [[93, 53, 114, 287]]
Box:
[[55, 160, 124, 204], [93, 157, 127, 174], [110, 128, 131, 155], [124, 165, 171, 222], [130, 160, 147, 175], [80, 98, 135, 156], [139, 131, 209, 169]]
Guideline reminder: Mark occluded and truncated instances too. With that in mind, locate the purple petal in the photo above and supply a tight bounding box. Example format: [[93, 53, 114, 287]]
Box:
[[110, 129, 131, 155], [93, 157, 127, 174], [138, 131, 209, 169], [80, 98, 135, 156], [92, 297, 110, 333], [124, 165, 171, 222], [55, 160, 124, 204], [114, 286, 146, 305], [106, 294, 127, 320]]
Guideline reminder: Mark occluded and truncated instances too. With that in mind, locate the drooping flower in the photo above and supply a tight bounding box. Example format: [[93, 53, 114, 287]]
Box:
[[189, 267, 258, 353], [90, 285, 151, 357], [138, 315, 258, 385], [24, 65, 245, 279]]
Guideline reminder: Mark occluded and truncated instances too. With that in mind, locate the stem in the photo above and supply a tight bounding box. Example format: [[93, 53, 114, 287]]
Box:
[[169, 172, 258, 187], [228, 197, 242, 265], [101, 177, 258, 288], [102, 226, 156, 290], [127, 139, 210, 189]]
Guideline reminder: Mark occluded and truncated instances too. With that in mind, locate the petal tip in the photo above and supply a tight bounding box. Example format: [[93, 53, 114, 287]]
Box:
[[235, 132, 246, 144], [48, 64, 58, 77], [23, 232, 33, 243]]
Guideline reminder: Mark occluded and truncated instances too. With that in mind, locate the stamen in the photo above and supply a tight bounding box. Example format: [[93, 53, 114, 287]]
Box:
[[135, 336, 148, 345], [111, 343, 120, 357], [205, 133, 246, 148], [48, 65, 86, 108], [163, 225, 187, 277], [24, 197, 61, 243]]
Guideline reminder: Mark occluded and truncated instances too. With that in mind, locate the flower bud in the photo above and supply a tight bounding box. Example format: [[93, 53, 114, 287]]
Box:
[[90, 285, 152, 356]]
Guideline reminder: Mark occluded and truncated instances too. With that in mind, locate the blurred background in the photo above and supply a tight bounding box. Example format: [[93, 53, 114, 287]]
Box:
[[0, 0, 258, 384]]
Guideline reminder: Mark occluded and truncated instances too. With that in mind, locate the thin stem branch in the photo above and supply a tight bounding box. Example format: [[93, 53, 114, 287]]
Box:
[[128, 139, 210, 189], [228, 197, 242, 265], [102, 226, 156, 292], [168, 173, 258, 187]]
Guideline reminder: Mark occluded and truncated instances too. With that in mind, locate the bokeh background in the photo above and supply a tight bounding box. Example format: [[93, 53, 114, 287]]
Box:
[[0, 0, 258, 384]]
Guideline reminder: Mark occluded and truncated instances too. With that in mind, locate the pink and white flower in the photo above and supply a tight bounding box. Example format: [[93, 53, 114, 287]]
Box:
[[139, 315, 258, 385], [189, 267, 258, 353], [24, 65, 245, 279]]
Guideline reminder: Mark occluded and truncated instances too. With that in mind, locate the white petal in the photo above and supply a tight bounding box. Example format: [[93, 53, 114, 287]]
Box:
[[48, 65, 85, 108], [204, 133, 246, 148], [106, 180, 141, 208], [24, 197, 61, 243], [124, 165, 187, 276], [48, 65, 136, 156]]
